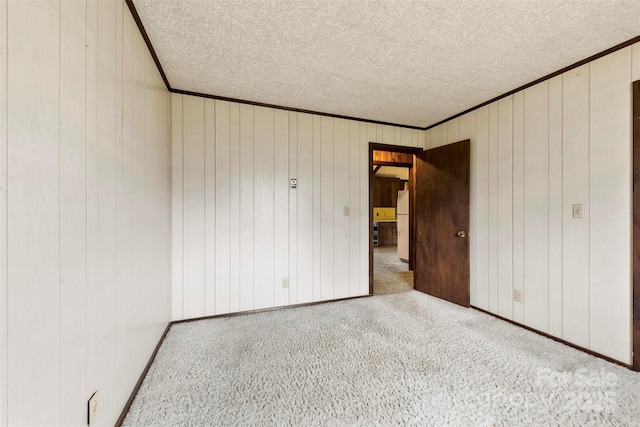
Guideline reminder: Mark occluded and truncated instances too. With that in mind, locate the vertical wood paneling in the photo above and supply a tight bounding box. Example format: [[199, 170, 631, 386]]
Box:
[[121, 9, 136, 406], [84, 0, 99, 411], [632, 42, 640, 82], [589, 48, 632, 363], [171, 94, 183, 319], [274, 109, 289, 306], [96, 0, 119, 421], [4, 2, 172, 424], [361, 123, 372, 295], [562, 65, 590, 347], [288, 112, 298, 304], [215, 100, 231, 314], [297, 113, 314, 303], [182, 96, 206, 318], [333, 119, 350, 299], [548, 75, 563, 338], [349, 121, 361, 297], [447, 118, 460, 144], [204, 99, 216, 315], [523, 82, 549, 332], [254, 107, 275, 308], [512, 91, 525, 324], [0, 0, 7, 422], [459, 112, 476, 305], [59, 0, 86, 422], [400, 127, 413, 147], [418, 130, 428, 150], [113, 3, 126, 409], [229, 103, 240, 313], [313, 116, 322, 301], [497, 97, 513, 319], [475, 107, 490, 309], [239, 104, 255, 310], [431, 125, 444, 148], [382, 124, 395, 144], [320, 117, 334, 300], [7, 1, 60, 423], [488, 103, 499, 312], [204, 99, 216, 314]]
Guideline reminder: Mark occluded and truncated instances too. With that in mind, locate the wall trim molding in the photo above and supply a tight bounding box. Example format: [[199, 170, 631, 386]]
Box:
[[124, 0, 170, 90], [425, 35, 640, 130], [114, 323, 172, 427], [125, 0, 639, 132], [170, 88, 425, 130], [171, 295, 372, 325], [472, 306, 632, 369]]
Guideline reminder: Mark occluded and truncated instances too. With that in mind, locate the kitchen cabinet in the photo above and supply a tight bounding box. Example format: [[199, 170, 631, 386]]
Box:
[[373, 177, 406, 207], [377, 221, 397, 246]]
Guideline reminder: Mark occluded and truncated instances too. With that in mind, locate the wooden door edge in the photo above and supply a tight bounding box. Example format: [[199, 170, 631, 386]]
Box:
[[633, 80, 639, 371]]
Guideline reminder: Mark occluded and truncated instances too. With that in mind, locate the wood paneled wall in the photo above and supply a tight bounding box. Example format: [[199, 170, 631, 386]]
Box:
[[0, 1, 172, 425], [172, 95, 424, 319], [424, 43, 640, 364]]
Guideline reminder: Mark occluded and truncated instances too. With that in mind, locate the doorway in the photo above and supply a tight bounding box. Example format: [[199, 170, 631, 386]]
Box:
[[369, 143, 422, 295]]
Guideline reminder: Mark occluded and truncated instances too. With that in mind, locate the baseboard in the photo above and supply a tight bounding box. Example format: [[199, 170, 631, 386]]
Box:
[[471, 305, 632, 370], [172, 295, 373, 325], [114, 322, 172, 427]]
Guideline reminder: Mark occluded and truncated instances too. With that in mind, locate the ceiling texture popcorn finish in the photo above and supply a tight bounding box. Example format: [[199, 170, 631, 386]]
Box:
[[132, 0, 640, 128]]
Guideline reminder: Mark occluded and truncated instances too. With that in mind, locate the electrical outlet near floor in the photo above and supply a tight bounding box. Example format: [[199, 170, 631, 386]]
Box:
[[513, 289, 523, 303], [88, 391, 99, 426], [282, 278, 289, 289]]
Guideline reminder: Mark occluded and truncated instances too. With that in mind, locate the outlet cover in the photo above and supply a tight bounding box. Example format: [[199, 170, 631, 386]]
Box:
[[572, 204, 584, 218], [343, 206, 350, 216], [514, 289, 523, 303], [282, 278, 289, 289], [88, 391, 99, 426]]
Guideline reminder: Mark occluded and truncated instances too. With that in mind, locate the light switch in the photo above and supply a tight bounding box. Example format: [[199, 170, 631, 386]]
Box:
[[344, 207, 350, 216], [572, 204, 584, 218]]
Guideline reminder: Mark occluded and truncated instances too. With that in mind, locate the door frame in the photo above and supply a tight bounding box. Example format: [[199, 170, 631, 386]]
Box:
[[633, 79, 639, 371], [369, 143, 424, 294]]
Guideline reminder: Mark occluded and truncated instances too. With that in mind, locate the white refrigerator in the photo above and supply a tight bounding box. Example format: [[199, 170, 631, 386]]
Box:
[[396, 190, 409, 262]]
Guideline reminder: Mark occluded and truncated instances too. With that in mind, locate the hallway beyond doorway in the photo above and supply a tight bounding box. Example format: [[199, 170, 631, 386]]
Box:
[[373, 246, 413, 295]]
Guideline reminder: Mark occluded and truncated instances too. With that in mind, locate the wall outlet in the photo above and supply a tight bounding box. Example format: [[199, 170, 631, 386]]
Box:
[[343, 206, 350, 216], [88, 391, 99, 426], [514, 289, 523, 303], [282, 278, 289, 289], [572, 204, 584, 218]]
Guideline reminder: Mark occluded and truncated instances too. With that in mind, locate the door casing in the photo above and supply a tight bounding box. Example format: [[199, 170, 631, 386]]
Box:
[[369, 143, 423, 294]]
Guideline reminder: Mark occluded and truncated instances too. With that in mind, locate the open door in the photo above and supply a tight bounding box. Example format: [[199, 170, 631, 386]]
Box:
[[415, 140, 470, 307]]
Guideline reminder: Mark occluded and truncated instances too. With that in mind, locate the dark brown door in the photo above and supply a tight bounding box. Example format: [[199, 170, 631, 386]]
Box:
[[415, 140, 470, 307]]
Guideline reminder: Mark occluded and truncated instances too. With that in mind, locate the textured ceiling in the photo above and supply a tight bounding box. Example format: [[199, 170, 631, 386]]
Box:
[[132, 0, 640, 128]]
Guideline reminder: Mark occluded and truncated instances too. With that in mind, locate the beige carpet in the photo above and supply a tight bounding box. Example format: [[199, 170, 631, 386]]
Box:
[[123, 291, 640, 426], [373, 246, 414, 295]]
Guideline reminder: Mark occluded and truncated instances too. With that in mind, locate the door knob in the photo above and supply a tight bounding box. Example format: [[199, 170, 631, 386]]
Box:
[[456, 231, 468, 238]]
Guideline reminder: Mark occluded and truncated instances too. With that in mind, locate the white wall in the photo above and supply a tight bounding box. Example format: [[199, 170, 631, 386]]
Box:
[[0, 1, 172, 426], [425, 42, 640, 364], [172, 95, 424, 319]]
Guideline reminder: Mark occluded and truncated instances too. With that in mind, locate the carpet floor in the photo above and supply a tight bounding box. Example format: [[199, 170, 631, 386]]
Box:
[[124, 291, 640, 426], [373, 246, 413, 295]]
